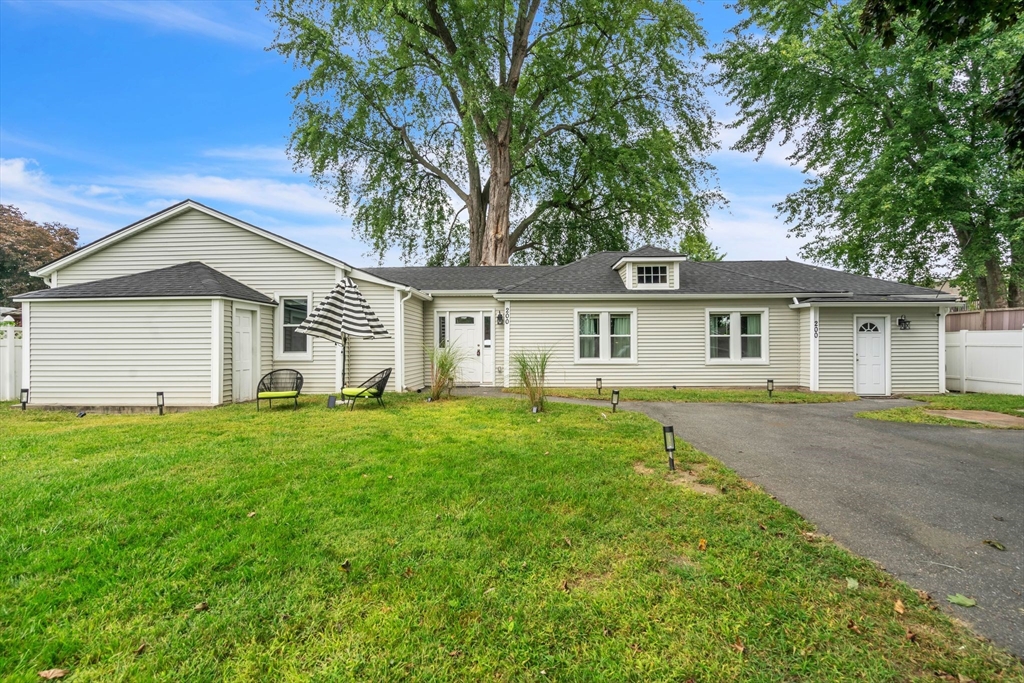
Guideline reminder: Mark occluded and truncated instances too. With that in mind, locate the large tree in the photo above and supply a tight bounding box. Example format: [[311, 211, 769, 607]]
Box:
[[712, 0, 1023, 308], [0, 205, 78, 307], [264, 0, 719, 266]]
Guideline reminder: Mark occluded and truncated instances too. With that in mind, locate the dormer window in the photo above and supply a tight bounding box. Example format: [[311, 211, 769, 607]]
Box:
[[637, 265, 667, 285]]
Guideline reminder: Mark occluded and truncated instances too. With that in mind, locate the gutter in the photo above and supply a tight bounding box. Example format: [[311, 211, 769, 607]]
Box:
[[396, 287, 415, 391]]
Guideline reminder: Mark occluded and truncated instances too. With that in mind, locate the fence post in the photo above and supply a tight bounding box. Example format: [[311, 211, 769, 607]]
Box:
[[960, 329, 968, 394]]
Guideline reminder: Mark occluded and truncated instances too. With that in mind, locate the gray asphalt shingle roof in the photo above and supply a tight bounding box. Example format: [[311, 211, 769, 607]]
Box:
[[362, 265, 558, 291], [15, 262, 276, 305]]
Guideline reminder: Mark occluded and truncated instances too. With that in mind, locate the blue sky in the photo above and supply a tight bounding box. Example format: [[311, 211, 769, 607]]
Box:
[[0, 0, 806, 265]]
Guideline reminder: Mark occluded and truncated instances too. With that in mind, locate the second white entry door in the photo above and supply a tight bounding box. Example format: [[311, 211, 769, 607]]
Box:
[[450, 313, 482, 384], [855, 317, 886, 395]]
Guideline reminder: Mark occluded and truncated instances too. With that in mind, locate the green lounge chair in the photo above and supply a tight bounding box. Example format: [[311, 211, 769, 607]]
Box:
[[340, 368, 391, 411], [257, 369, 303, 410]]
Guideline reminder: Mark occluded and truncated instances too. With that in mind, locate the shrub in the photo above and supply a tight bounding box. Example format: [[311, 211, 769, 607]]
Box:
[[512, 347, 553, 411], [427, 344, 465, 401]]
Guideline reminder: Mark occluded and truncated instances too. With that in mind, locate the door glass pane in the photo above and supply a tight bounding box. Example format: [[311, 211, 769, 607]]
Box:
[[484, 316, 491, 341], [455, 316, 474, 324]]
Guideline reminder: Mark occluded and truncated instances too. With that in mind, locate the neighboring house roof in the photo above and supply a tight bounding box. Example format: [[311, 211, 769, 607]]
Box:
[[362, 265, 558, 291], [15, 261, 276, 305]]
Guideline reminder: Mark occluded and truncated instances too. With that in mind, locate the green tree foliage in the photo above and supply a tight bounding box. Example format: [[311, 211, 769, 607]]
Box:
[[263, 0, 719, 266], [712, 0, 1024, 308], [0, 205, 78, 307], [678, 229, 724, 260], [859, 0, 1023, 168]]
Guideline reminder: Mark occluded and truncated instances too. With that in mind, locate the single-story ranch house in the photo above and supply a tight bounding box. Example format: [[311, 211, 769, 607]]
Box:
[[16, 200, 957, 408]]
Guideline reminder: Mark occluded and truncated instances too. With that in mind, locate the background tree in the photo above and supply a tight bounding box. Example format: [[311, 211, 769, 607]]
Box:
[[678, 229, 724, 261], [859, 0, 1022, 168], [264, 0, 719, 266], [712, 0, 1023, 308], [0, 205, 78, 307]]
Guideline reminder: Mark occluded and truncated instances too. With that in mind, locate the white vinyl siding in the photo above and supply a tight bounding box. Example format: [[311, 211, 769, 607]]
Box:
[[51, 209, 400, 395], [27, 299, 212, 406], [222, 300, 233, 403], [403, 296, 425, 390], [817, 307, 940, 393], [507, 298, 801, 386], [799, 307, 811, 388], [260, 304, 274, 379], [424, 295, 503, 386]]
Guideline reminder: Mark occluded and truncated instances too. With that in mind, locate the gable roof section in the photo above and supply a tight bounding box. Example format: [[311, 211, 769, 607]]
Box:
[[29, 200, 411, 292], [621, 245, 681, 258], [15, 261, 276, 305], [362, 265, 558, 291]]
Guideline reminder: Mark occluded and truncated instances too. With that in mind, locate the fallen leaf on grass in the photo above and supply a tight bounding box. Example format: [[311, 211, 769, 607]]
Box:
[[957, 674, 977, 683], [730, 637, 745, 654], [915, 589, 931, 602], [758, 522, 767, 531], [947, 594, 976, 607], [340, 559, 351, 572], [847, 620, 863, 635], [905, 629, 917, 643], [135, 642, 147, 656], [698, 538, 707, 551], [193, 601, 209, 612], [564, 537, 572, 548], [38, 670, 69, 680], [247, 511, 257, 518], [894, 599, 905, 615], [448, 650, 462, 658], [403, 567, 414, 579], [846, 577, 859, 590], [560, 579, 572, 593], [630, 643, 643, 653], [983, 539, 1006, 551]]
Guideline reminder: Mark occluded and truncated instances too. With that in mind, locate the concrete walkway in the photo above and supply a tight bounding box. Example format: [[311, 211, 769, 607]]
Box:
[[455, 388, 1024, 655]]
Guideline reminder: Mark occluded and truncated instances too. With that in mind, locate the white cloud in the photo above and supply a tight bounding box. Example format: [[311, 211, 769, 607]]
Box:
[[46, 0, 266, 46], [203, 145, 290, 163], [0, 158, 138, 216], [705, 201, 809, 262], [714, 120, 800, 169]]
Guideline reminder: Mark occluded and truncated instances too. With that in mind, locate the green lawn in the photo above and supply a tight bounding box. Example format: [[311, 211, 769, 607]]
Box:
[[508, 386, 859, 404], [2, 396, 1021, 681], [859, 393, 1024, 429]]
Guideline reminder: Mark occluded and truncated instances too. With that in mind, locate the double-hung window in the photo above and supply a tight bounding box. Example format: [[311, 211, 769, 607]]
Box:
[[575, 309, 636, 363], [706, 309, 768, 363], [275, 293, 313, 360]]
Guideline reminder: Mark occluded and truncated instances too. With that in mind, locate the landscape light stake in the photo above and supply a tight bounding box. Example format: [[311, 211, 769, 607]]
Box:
[[596, 378, 602, 395], [766, 379, 774, 399], [20, 388, 28, 411], [327, 395, 337, 409], [663, 425, 676, 472], [156, 391, 165, 416], [611, 389, 620, 413]]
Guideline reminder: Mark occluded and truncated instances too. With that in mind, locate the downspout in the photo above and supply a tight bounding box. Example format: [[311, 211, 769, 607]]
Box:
[[397, 287, 414, 391]]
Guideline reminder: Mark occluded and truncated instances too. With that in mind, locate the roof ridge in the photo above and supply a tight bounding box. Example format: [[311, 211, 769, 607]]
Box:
[[692, 261, 816, 293]]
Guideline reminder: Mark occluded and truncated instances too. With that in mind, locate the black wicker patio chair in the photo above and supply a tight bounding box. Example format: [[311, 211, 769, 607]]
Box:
[[257, 369, 304, 410], [340, 368, 392, 411]]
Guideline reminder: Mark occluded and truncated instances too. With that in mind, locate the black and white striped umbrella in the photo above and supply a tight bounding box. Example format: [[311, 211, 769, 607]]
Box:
[[297, 277, 389, 388]]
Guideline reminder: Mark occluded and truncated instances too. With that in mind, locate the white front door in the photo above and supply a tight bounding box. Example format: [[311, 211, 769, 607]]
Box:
[[855, 317, 886, 395], [233, 309, 255, 402], [450, 312, 482, 384]]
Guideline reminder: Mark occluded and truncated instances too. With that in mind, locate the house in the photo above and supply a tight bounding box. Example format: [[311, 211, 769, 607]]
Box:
[[15, 200, 958, 408]]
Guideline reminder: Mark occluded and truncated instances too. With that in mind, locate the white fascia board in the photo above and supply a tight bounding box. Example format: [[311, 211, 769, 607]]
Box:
[[11, 294, 280, 305], [424, 290, 499, 297], [349, 268, 432, 298], [807, 300, 953, 307], [611, 256, 690, 270], [499, 292, 840, 301]]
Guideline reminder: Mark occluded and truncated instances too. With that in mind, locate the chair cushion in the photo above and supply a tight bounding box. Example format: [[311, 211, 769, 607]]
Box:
[[341, 387, 381, 398], [259, 391, 300, 399]]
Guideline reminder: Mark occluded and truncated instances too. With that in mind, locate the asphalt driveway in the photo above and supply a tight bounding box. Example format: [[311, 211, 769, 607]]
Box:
[[628, 399, 1024, 656]]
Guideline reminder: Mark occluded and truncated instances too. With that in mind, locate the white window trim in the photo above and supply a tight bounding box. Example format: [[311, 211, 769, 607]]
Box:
[[274, 291, 314, 362], [705, 308, 770, 365], [634, 264, 671, 290], [573, 308, 638, 364]]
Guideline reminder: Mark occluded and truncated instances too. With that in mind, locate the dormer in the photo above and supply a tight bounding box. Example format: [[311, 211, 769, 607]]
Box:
[[613, 246, 688, 290]]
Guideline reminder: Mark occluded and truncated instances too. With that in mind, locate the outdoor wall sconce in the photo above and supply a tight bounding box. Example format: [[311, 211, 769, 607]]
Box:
[[663, 425, 676, 471], [897, 315, 911, 330], [496, 312, 505, 325], [611, 389, 620, 413], [20, 388, 28, 411], [766, 379, 774, 398], [596, 377, 603, 394], [156, 391, 165, 416]]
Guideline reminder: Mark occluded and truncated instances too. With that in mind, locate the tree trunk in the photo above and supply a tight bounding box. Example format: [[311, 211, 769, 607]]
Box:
[[466, 174, 486, 266], [480, 123, 513, 265], [976, 254, 1008, 309]]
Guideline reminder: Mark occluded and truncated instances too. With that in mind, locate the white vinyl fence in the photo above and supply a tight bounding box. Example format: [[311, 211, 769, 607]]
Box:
[[946, 328, 1024, 396], [0, 327, 23, 401]]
